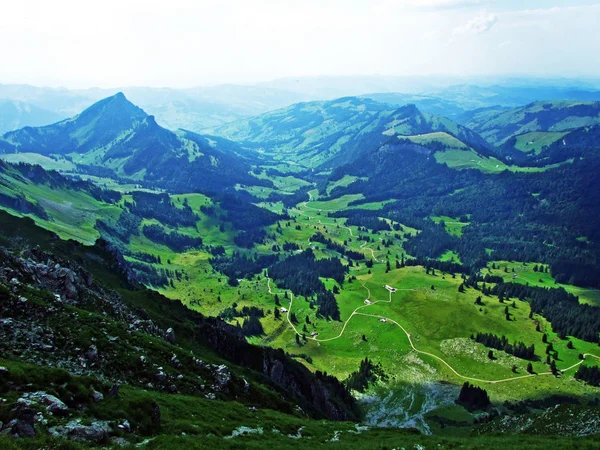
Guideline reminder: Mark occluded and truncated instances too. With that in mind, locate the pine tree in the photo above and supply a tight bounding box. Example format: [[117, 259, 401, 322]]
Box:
[[550, 360, 558, 375]]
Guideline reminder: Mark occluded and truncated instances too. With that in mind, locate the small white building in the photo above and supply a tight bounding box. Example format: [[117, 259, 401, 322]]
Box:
[[379, 318, 387, 323], [311, 332, 319, 337], [385, 285, 397, 293], [280, 307, 288, 313], [364, 299, 372, 305]]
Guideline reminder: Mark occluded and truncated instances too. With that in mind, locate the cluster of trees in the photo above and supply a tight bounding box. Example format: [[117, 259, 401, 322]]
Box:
[[268, 249, 347, 297], [456, 382, 491, 411], [217, 194, 284, 231], [316, 290, 340, 320], [344, 357, 386, 393], [234, 228, 267, 248], [142, 224, 203, 252], [473, 332, 536, 361], [266, 187, 310, 208], [95, 210, 142, 245], [574, 364, 600, 387], [128, 260, 169, 287], [130, 251, 162, 264], [219, 305, 265, 321], [491, 282, 600, 343], [404, 222, 459, 259], [310, 232, 364, 260], [220, 305, 266, 337], [209, 252, 278, 285], [403, 258, 467, 275], [128, 192, 199, 227], [240, 315, 264, 336], [331, 211, 391, 233], [282, 242, 301, 252]]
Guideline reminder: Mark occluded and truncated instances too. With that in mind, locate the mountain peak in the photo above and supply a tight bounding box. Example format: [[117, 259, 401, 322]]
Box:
[[397, 103, 422, 116], [75, 92, 147, 127]]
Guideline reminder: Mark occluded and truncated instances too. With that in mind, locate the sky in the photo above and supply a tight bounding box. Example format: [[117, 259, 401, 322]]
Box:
[[1, 0, 599, 88]]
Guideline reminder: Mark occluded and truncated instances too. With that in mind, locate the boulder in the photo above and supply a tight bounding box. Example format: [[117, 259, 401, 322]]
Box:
[[50, 419, 111, 444], [92, 389, 104, 403], [165, 328, 176, 344], [21, 392, 68, 416], [85, 345, 99, 363], [213, 364, 232, 391]]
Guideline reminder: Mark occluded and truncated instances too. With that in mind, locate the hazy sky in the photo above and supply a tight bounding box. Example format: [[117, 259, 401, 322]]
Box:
[[1, 0, 599, 88]]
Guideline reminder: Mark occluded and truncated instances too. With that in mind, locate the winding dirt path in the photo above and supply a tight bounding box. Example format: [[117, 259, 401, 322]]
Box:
[[266, 277, 600, 384]]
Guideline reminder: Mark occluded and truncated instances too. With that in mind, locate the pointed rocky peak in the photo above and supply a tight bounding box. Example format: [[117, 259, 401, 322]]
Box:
[[395, 103, 423, 117], [76, 92, 147, 125]]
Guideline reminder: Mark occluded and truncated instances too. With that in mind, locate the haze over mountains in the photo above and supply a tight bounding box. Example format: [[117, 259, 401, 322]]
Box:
[[3, 76, 600, 135]]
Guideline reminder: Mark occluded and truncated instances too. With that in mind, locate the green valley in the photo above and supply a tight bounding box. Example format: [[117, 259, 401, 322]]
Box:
[[1, 90, 600, 448]]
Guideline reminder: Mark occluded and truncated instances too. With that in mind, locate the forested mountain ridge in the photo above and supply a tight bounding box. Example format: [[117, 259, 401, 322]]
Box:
[[464, 100, 600, 146], [212, 96, 492, 169]]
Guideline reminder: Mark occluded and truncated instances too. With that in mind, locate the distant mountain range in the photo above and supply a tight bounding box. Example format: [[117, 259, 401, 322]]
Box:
[[2, 78, 600, 135], [0, 99, 64, 134], [213, 96, 492, 170], [0, 84, 310, 134]]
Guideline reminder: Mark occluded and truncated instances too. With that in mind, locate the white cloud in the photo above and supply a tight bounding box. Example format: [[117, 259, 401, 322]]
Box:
[[453, 13, 499, 36]]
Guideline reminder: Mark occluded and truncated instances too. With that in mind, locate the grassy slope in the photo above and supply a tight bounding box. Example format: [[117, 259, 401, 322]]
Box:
[[0, 169, 121, 244], [513, 131, 569, 154]]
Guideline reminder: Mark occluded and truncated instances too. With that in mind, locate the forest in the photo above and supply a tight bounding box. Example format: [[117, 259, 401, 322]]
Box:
[[128, 191, 199, 227], [210, 252, 278, 285], [268, 249, 347, 297], [491, 282, 600, 343], [142, 224, 203, 252], [325, 148, 600, 288]]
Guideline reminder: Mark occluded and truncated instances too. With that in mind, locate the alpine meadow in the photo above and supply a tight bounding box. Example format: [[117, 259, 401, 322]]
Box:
[[1, 1, 600, 449]]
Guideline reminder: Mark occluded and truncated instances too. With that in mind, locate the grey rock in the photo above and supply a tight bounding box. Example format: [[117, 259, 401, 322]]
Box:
[[13, 420, 36, 438], [85, 345, 99, 362], [21, 392, 68, 416], [155, 372, 167, 382], [117, 420, 131, 432], [92, 389, 104, 402], [50, 419, 111, 444], [213, 364, 232, 391], [165, 327, 176, 344]]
